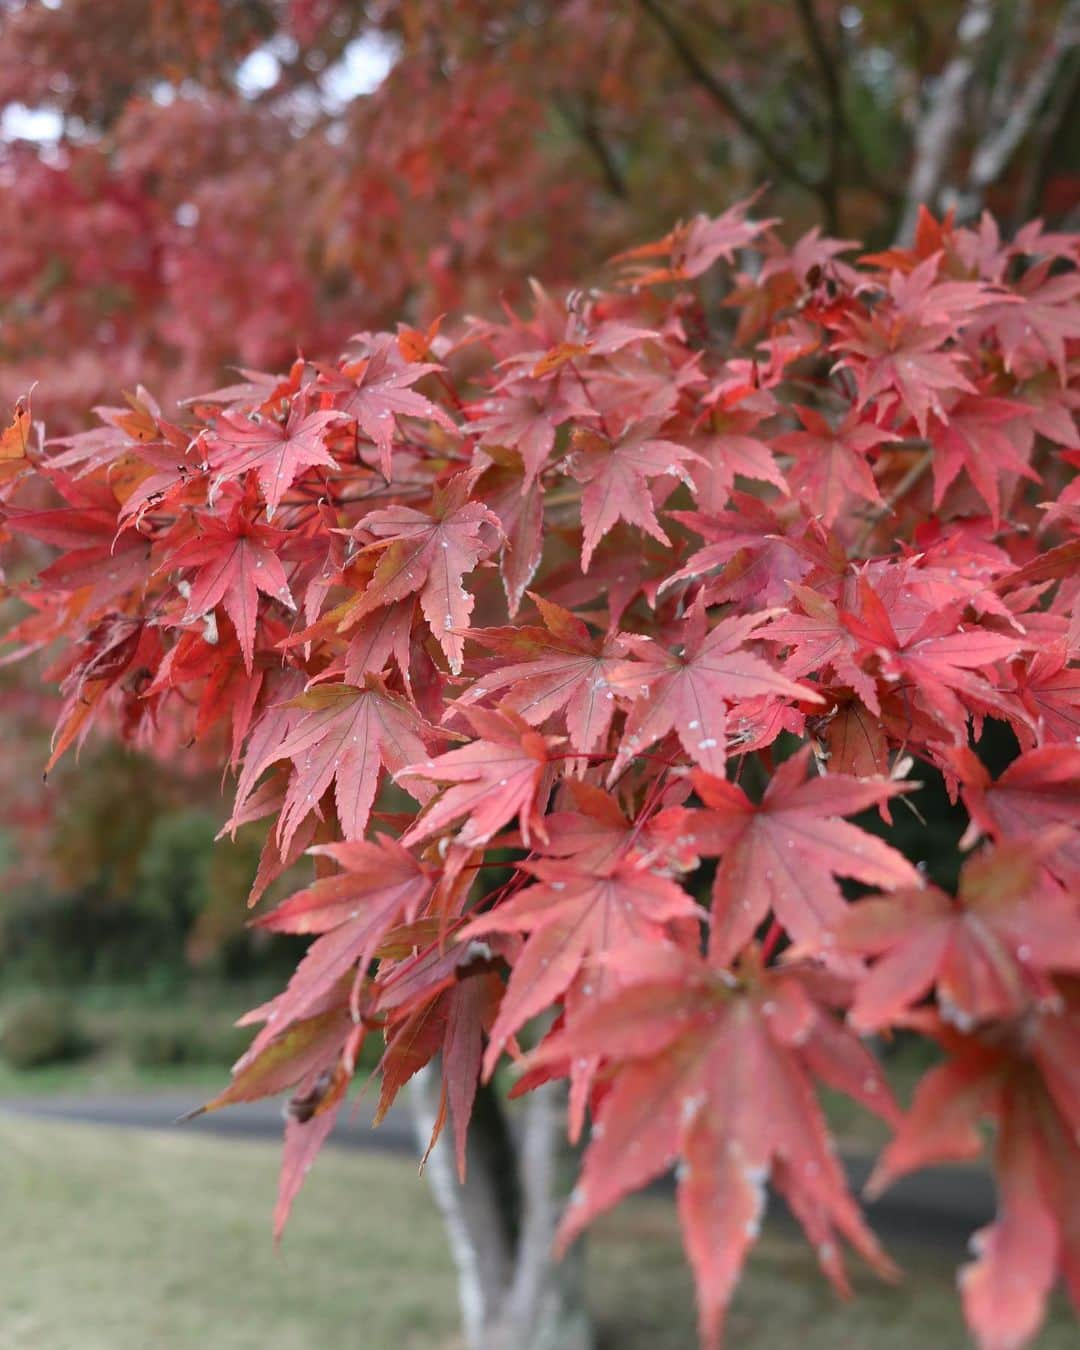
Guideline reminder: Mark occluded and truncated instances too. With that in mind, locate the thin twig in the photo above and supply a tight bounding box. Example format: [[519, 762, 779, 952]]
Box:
[[793, 0, 842, 230], [986, 0, 1031, 130], [553, 93, 629, 201], [760, 918, 785, 964], [636, 0, 821, 196], [793, 0, 900, 209], [854, 447, 934, 553], [1015, 50, 1080, 222]]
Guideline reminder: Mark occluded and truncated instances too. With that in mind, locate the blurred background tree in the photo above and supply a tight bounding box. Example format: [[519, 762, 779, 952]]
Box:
[[0, 0, 1077, 1062], [1, 0, 1077, 428]]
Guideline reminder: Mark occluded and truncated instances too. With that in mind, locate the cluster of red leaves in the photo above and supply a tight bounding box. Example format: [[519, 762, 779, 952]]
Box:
[[3, 201, 1080, 1350], [0, 2, 682, 429]]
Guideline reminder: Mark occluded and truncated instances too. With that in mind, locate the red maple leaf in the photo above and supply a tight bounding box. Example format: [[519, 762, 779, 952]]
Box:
[[568, 420, 702, 570], [924, 395, 1034, 522], [867, 992, 1080, 1350], [184, 361, 305, 414], [274, 1065, 352, 1239], [837, 838, 1080, 1031], [206, 403, 346, 517], [165, 500, 295, 670], [956, 745, 1080, 888], [540, 779, 698, 873], [1008, 647, 1080, 747], [348, 475, 501, 673], [256, 835, 435, 945], [682, 381, 786, 512], [472, 390, 582, 486], [190, 1004, 354, 1121], [257, 676, 441, 848], [316, 338, 455, 479], [475, 448, 544, 614], [375, 957, 504, 1178], [970, 262, 1080, 379], [617, 198, 773, 285], [830, 258, 997, 434], [340, 598, 415, 689], [662, 495, 815, 609], [456, 595, 624, 752], [463, 856, 703, 1076], [656, 746, 919, 961], [689, 423, 786, 510], [184, 998, 362, 1241], [774, 407, 895, 527], [761, 584, 878, 709], [399, 707, 559, 849], [608, 603, 822, 778], [247, 837, 437, 1066], [11, 472, 153, 610], [528, 949, 898, 1349], [841, 580, 1029, 739]]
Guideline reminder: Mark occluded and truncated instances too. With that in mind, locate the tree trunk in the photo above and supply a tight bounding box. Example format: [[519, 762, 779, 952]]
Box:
[[409, 1065, 594, 1350], [895, 0, 994, 243]]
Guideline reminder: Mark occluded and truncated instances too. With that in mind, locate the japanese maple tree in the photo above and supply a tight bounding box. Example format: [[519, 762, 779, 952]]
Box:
[[3, 198, 1080, 1350]]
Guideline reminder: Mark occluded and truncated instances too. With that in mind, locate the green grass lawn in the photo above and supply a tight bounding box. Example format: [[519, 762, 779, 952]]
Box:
[[1, 1116, 1076, 1349], [0, 1051, 233, 1100]]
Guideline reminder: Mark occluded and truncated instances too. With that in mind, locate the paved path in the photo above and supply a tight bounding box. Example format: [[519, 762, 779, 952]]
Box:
[[0, 1092, 995, 1251], [0, 1090, 415, 1151]]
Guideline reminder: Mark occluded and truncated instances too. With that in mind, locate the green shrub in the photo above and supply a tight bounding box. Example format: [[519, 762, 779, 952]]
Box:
[[189, 1021, 251, 1068], [126, 1016, 250, 1069], [0, 992, 90, 1069], [127, 1024, 192, 1069]]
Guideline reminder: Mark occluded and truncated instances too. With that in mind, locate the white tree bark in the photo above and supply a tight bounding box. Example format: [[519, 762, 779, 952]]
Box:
[[896, 0, 995, 243], [898, 0, 1080, 240], [489, 1080, 592, 1350], [409, 1064, 593, 1350], [967, 0, 1080, 198]]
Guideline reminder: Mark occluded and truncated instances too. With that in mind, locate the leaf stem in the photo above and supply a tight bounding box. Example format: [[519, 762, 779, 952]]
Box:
[[760, 918, 785, 964], [854, 447, 934, 553]]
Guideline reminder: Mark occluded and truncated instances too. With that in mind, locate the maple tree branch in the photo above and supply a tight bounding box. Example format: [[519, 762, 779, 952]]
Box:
[[636, 0, 821, 196], [1015, 50, 1080, 221], [791, 0, 900, 214], [793, 0, 839, 90], [895, 0, 996, 243], [906, 0, 934, 69], [966, 0, 1080, 199], [410, 1061, 591, 1350], [792, 0, 842, 229], [553, 94, 629, 201], [854, 447, 934, 553], [984, 0, 1031, 129]]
